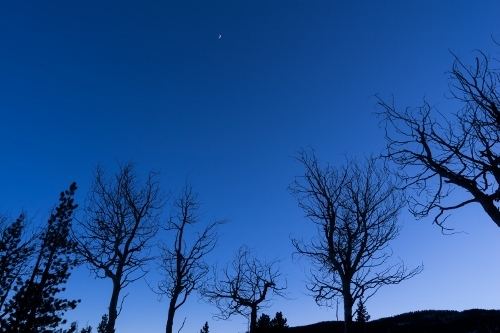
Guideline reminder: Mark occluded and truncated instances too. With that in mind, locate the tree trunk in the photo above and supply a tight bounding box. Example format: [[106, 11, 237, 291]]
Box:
[[107, 279, 120, 333], [343, 290, 353, 333], [249, 305, 258, 333], [165, 294, 178, 333], [25, 243, 59, 331]]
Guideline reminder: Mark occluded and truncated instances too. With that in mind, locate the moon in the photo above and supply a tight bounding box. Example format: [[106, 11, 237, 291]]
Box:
[[218, 34, 221, 39]]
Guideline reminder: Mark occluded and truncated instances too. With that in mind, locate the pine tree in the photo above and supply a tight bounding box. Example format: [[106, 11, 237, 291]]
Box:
[[270, 312, 288, 332], [80, 325, 92, 333], [97, 314, 109, 333], [256, 314, 271, 333], [199, 321, 209, 333], [355, 297, 371, 333], [2, 183, 80, 332], [256, 312, 289, 333], [0, 213, 35, 319]]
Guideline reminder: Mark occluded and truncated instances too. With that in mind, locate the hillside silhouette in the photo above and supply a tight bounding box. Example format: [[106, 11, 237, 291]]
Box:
[[288, 309, 500, 333]]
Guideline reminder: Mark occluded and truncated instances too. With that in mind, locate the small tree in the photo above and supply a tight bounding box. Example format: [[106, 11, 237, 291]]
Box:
[[256, 314, 271, 333], [96, 314, 109, 333], [270, 312, 288, 332], [256, 312, 288, 333], [2, 182, 80, 332], [199, 321, 209, 333], [80, 325, 92, 333], [202, 246, 287, 333], [355, 297, 370, 333]]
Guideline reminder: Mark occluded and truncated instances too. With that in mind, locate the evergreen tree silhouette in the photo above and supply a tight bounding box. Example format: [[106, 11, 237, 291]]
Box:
[[256, 314, 271, 333], [199, 321, 209, 333], [256, 312, 288, 333], [2, 183, 80, 333], [96, 314, 109, 333], [0, 213, 35, 318], [355, 297, 370, 333], [79, 324, 92, 333], [270, 312, 288, 332]]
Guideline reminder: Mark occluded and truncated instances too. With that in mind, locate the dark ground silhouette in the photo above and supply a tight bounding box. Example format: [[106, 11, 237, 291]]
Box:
[[289, 309, 500, 333]]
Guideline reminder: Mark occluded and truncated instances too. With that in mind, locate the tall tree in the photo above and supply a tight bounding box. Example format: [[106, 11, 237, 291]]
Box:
[[154, 183, 225, 333], [75, 162, 165, 333], [376, 48, 500, 230], [289, 150, 423, 333], [2, 182, 80, 332], [202, 245, 287, 333]]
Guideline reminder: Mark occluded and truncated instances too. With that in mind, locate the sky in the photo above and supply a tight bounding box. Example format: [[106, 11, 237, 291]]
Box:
[[1, 1, 500, 332]]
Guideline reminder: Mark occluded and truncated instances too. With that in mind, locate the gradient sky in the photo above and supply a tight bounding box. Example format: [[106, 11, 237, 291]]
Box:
[[1, 1, 500, 332]]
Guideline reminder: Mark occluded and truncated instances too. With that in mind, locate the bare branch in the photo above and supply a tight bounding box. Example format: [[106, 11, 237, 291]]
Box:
[[177, 317, 186, 333], [375, 48, 500, 229]]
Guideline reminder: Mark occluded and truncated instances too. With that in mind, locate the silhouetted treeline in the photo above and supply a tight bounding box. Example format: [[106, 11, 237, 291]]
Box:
[[288, 309, 500, 333]]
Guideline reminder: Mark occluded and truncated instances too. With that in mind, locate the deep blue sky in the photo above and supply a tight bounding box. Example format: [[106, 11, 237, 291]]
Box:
[[1, 1, 500, 332]]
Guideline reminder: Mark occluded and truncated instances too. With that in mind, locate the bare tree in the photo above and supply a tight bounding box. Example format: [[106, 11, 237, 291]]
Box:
[[289, 150, 423, 333], [375, 48, 500, 230], [202, 245, 287, 333], [154, 183, 226, 333], [75, 162, 165, 333]]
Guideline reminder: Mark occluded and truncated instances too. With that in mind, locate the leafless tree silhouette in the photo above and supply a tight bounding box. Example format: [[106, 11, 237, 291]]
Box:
[[154, 183, 226, 333], [75, 162, 165, 333], [290, 150, 423, 333], [376, 48, 500, 230], [202, 245, 287, 333]]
